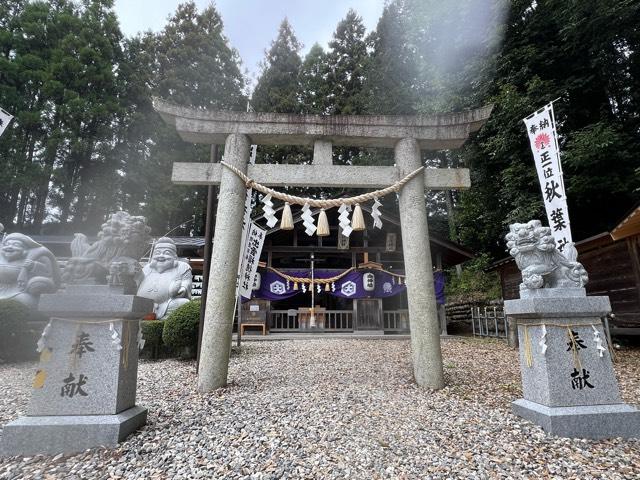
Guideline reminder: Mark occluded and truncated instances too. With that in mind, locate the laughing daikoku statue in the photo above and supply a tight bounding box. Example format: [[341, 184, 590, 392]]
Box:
[[0, 233, 61, 308], [137, 237, 192, 319]]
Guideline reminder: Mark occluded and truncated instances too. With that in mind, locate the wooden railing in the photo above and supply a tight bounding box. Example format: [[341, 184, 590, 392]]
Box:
[[383, 310, 410, 332], [325, 311, 353, 330], [269, 310, 353, 331], [269, 310, 410, 332]]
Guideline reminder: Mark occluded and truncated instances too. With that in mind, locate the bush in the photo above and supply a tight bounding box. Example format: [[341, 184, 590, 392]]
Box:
[[141, 320, 165, 360], [445, 253, 502, 304], [162, 299, 201, 358], [0, 299, 49, 362]]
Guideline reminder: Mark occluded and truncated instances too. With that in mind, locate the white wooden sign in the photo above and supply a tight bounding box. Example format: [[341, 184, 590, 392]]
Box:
[[386, 233, 397, 252]]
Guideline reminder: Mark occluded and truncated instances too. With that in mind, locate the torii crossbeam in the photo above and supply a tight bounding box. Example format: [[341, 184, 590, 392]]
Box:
[[154, 98, 492, 391]]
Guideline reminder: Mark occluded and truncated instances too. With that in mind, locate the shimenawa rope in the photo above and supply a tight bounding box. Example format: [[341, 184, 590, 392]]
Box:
[[220, 161, 425, 208]]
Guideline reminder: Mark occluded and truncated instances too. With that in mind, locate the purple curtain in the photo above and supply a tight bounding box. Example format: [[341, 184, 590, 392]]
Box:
[[250, 268, 446, 304]]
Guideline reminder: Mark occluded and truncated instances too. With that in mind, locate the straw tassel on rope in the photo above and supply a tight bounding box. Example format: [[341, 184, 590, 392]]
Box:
[[317, 209, 330, 236], [351, 204, 366, 231], [280, 202, 294, 230]]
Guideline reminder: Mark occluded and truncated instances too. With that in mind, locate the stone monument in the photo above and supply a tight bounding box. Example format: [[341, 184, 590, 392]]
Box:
[[504, 220, 640, 438], [0, 233, 61, 308], [137, 237, 192, 319], [0, 212, 152, 456]]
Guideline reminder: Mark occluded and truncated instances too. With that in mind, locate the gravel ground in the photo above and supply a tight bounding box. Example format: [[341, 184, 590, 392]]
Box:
[[1, 337, 639, 479]]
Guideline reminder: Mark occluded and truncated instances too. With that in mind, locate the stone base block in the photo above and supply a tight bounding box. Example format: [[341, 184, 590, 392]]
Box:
[[512, 399, 640, 439], [0, 405, 147, 457]]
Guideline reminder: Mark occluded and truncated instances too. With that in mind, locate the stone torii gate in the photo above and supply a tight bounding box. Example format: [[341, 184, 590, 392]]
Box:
[[154, 99, 492, 392]]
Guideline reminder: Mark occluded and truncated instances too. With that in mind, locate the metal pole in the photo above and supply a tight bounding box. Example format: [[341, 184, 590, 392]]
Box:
[[471, 307, 475, 336], [236, 295, 242, 347], [310, 253, 316, 328], [196, 144, 218, 372], [503, 310, 508, 341]]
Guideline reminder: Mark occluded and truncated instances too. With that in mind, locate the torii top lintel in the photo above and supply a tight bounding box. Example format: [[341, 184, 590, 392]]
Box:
[[153, 98, 493, 150]]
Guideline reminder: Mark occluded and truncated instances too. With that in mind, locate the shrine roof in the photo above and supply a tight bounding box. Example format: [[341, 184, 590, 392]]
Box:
[[611, 203, 640, 241], [153, 98, 493, 150]]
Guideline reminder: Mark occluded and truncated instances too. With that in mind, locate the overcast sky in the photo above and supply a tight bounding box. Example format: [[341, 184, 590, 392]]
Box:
[[113, 0, 385, 85]]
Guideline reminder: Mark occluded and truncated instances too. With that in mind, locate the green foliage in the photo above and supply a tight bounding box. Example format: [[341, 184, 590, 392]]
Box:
[[0, 0, 245, 236], [140, 320, 165, 360], [162, 299, 200, 357], [445, 254, 502, 303], [298, 43, 329, 114], [2, 0, 639, 266], [252, 18, 302, 114], [0, 299, 48, 362], [451, 0, 640, 257]]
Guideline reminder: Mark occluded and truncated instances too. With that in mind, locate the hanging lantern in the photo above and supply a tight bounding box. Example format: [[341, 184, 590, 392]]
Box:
[[317, 209, 330, 236], [363, 272, 375, 292], [280, 202, 294, 230], [252, 272, 261, 290], [351, 204, 366, 231]]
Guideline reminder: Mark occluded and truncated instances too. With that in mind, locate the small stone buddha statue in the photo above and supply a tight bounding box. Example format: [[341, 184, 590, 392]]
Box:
[[137, 237, 192, 319], [0, 233, 61, 308]]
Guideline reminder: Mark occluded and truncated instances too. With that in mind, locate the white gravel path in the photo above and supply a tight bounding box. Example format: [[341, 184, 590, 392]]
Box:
[[1, 337, 639, 479]]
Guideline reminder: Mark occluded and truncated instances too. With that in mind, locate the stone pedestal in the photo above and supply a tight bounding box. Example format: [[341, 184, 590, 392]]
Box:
[[505, 288, 640, 439], [1, 287, 152, 456]]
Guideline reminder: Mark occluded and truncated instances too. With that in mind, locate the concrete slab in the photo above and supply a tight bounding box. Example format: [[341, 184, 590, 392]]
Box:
[[39, 293, 153, 319], [512, 399, 640, 439], [0, 406, 147, 457]]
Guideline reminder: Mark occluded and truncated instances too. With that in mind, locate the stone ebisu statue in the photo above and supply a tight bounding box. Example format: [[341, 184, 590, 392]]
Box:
[[505, 219, 588, 291], [136, 237, 192, 319], [0, 233, 61, 307]]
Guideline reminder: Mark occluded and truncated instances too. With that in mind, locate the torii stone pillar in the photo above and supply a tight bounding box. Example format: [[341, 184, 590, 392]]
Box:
[[198, 134, 249, 391], [153, 98, 492, 392], [396, 138, 443, 388]]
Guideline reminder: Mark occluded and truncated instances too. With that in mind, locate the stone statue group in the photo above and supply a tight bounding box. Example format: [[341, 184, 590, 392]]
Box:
[[0, 212, 191, 319], [0, 213, 587, 319]]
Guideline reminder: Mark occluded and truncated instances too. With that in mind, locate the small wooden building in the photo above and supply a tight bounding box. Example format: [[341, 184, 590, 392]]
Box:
[[31, 206, 473, 334], [236, 205, 472, 334], [490, 205, 640, 333]]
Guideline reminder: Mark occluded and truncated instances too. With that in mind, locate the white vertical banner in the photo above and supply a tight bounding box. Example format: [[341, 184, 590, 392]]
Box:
[[237, 222, 266, 298], [235, 188, 254, 296], [0, 107, 13, 137], [523, 103, 573, 254]]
